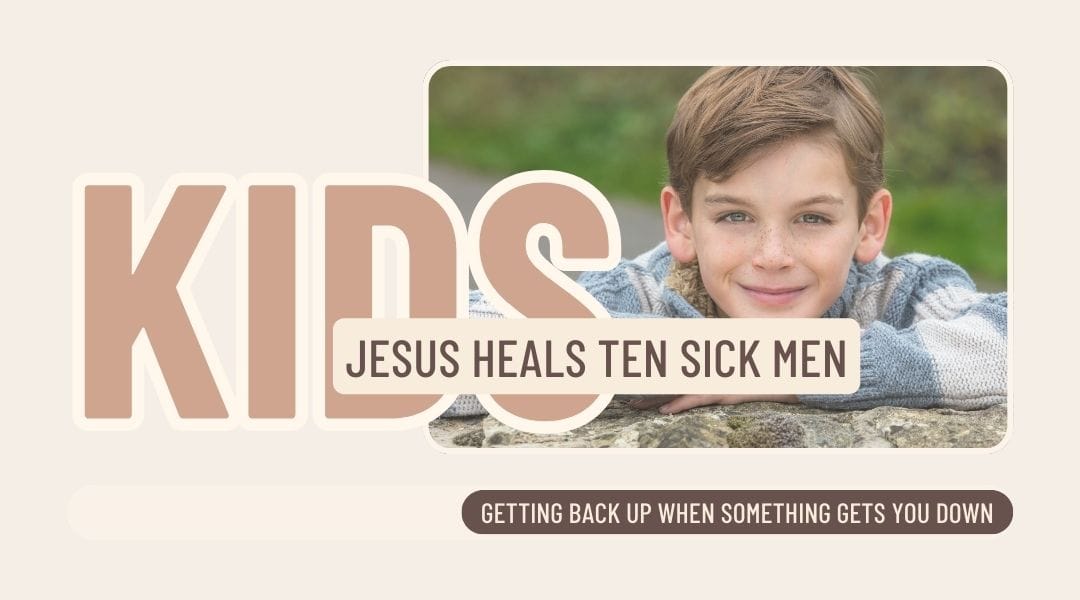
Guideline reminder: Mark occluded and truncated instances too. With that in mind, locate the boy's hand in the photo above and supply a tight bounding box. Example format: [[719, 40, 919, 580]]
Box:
[[654, 394, 799, 414], [622, 395, 678, 410]]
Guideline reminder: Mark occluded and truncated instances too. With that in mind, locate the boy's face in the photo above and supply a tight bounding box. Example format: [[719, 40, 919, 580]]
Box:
[[663, 136, 890, 318]]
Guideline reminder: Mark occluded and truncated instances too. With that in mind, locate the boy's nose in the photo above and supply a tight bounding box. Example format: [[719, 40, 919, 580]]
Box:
[[751, 226, 795, 270]]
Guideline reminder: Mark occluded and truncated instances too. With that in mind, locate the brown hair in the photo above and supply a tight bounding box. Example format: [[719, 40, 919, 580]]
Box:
[[666, 66, 885, 220]]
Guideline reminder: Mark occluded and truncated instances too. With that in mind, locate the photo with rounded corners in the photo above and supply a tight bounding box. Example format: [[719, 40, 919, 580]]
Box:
[[424, 64, 1009, 450]]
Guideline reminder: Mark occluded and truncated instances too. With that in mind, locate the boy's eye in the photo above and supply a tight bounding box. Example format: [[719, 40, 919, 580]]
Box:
[[797, 213, 831, 225], [717, 212, 750, 223]]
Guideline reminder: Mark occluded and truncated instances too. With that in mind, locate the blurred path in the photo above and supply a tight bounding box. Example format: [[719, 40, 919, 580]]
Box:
[[429, 161, 666, 261]]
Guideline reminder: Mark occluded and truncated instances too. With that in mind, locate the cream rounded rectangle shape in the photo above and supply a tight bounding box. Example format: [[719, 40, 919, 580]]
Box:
[[68, 485, 472, 541], [332, 317, 860, 395]]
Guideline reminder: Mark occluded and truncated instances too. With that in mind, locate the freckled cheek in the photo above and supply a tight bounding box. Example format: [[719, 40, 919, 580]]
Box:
[[699, 243, 745, 282], [806, 247, 852, 290]]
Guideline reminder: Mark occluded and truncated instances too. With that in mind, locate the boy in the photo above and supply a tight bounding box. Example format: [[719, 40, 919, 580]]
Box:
[[444, 66, 1007, 417]]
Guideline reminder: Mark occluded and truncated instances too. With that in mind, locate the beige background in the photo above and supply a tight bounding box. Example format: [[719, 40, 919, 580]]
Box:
[[1, 1, 1068, 597]]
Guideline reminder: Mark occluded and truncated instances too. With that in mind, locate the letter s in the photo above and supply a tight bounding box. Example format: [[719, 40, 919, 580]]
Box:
[[469, 171, 620, 434]]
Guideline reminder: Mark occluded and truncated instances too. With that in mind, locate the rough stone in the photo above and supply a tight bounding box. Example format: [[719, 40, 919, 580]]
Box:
[[428, 397, 1008, 449]]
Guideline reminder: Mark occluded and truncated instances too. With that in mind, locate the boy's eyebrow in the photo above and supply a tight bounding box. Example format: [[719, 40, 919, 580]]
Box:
[[701, 193, 847, 208], [701, 193, 751, 207], [792, 194, 847, 208]]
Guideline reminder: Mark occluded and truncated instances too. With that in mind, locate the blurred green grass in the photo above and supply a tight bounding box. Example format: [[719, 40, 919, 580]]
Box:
[[429, 66, 1007, 289]]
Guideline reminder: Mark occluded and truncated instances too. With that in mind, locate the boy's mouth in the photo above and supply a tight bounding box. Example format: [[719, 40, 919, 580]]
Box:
[[738, 284, 807, 306]]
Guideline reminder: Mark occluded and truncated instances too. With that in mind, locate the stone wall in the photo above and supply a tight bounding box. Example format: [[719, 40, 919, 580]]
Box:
[[429, 397, 1007, 449]]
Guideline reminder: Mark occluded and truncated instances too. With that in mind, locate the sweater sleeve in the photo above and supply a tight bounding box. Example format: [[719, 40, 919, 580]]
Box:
[[438, 290, 508, 417], [800, 256, 1008, 410], [440, 246, 686, 417], [440, 272, 651, 417]]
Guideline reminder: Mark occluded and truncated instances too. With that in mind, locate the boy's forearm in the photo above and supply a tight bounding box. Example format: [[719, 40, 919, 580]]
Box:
[[455, 265, 1008, 415], [801, 295, 1007, 411]]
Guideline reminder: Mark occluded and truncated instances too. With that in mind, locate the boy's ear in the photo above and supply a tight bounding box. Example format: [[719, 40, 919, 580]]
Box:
[[854, 188, 893, 264], [661, 186, 697, 263]]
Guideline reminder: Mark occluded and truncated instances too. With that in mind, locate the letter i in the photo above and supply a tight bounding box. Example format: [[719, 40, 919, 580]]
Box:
[[238, 176, 307, 428]]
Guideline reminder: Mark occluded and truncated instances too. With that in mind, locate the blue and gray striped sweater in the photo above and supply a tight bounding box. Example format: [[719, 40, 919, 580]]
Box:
[[444, 242, 1007, 416]]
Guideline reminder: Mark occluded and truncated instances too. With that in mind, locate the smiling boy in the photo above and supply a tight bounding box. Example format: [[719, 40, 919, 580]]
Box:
[[445, 66, 1007, 417], [664, 136, 886, 319]]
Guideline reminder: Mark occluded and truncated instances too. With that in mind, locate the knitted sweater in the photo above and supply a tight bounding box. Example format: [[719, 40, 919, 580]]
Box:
[[442, 242, 1008, 416]]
